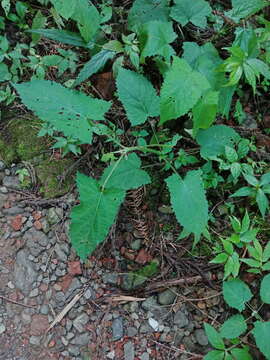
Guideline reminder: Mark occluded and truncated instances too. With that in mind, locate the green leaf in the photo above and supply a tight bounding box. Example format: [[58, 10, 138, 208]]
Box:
[[192, 90, 219, 134], [204, 323, 225, 350], [241, 258, 261, 267], [13, 80, 111, 144], [204, 350, 225, 360], [50, 0, 76, 19], [116, 68, 160, 126], [263, 242, 270, 262], [260, 274, 270, 304], [243, 173, 258, 186], [28, 29, 88, 47], [252, 321, 270, 359], [71, 0, 100, 42], [225, 0, 268, 22], [220, 314, 247, 339], [210, 253, 228, 264], [166, 170, 208, 244], [225, 146, 238, 163], [262, 262, 270, 271], [70, 173, 125, 260], [128, 0, 169, 30], [256, 188, 269, 217], [231, 186, 252, 197], [223, 278, 253, 311], [139, 21, 177, 62], [31, 10, 47, 44], [160, 57, 210, 124], [231, 162, 241, 179], [230, 348, 252, 360], [74, 50, 115, 86], [0, 63, 11, 81], [100, 153, 151, 190], [196, 125, 240, 160], [260, 172, 270, 186], [241, 211, 250, 233], [170, 0, 212, 28]]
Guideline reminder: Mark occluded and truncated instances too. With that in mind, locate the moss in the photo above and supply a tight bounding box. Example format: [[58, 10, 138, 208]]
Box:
[[36, 158, 74, 198]]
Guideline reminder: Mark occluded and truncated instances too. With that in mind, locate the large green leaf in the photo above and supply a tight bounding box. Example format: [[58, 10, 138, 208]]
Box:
[[166, 170, 208, 243], [220, 314, 247, 339], [252, 321, 270, 359], [139, 21, 177, 62], [170, 0, 212, 28], [14, 80, 111, 144], [70, 173, 125, 260], [128, 0, 170, 30], [260, 273, 270, 304], [71, 0, 100, 42], [160, 57, 210, 124], [50, 0, 76, 19], [196, 125, 240, 159], [223, 278, 253, 311], [74, 50, 115, 86], [225, 0, 268, 22], [204, 323, 225, 350], [28, 29, 88, 47], [116, 68, 160, 126], [100, 153, 151, 190], [204, 351, 225, 360], [230, 348, 252, 360], [192, 90, 219, 134]]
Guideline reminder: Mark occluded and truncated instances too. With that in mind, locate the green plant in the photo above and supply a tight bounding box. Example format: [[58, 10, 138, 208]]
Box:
[[15, 168, 31, 188]]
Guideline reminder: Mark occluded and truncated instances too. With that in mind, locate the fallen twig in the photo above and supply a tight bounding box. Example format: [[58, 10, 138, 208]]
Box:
[[0, 295, 37, 308]]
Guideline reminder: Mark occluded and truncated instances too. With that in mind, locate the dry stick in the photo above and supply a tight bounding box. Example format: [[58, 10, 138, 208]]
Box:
[[0, 295, 36, 309], [150, 339, 203, 359]]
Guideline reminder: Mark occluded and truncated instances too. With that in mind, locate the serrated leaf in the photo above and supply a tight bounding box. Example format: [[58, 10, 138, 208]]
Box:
[[116, 68, 160, 126], [192, 90, 219, 134], [260, 274, 270, 304], [128, 0, 169, 30], [220, 314, 247, 339], [51, 0, 76, 19], [100, 153, 151, 190], [70, 173, 125, 260], [204, 323, 225, 350], [231, 163, 241, 179], [170, 0, 212, 28], [71, 0, 100, 42], [223, 278, 253, 311], [252, 321, 270, 359], [166, 170, 208, 244], [74, 50, 115, 86], [230, 348, 252, 360], [225, 146, 238, 163], [204, 350, 225, 360], [13, 80, 111, 144], [138, 21, 177, 61], [196, 125, 240, 159], [28, 29, 88, 47], [160, 57, 210, 124], [31, 10, 47, 44], [225, 0, 268, 22]]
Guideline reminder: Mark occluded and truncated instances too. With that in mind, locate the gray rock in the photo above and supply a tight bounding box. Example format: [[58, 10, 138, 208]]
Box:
[[14, 250, 38, 296], [83, 288, 93, 300], [40, 304, 49, 315], [140, 353, 149, 360], [0, 161, 5, 170], [102, 273, 118, 285], [23, 229, 47, 256], [2, 206, 22, 215], [71, 332, 89, 346], [47, 207, 62, 225], [69, 345, 80, 356], [55, 291, 65, 303], [174, 311, 189, 328], [29, 288, 39, 297], [112, 317, 124, 341], [66, 332, 75, 340], [130, 239, 141, 250], [21, 312, 32, 324], [54, 243, 68, 262], [139, 322, 154, 334], [0, 323, 5, 334], [174, 329, 185, 346], [195, 329, 208, 346], [29, 336, 41, 346], [127, 326, 137, 337], [41, 219, 50, 233], [3, 176, 21, 189], [0, 186, 8, 194], [73, 313, 89, 333], [158, 288, 177, 305], [65, 278, 81, 300], [141, 296, 159, 311], [124, 341, 134, 360], [0, 193, 7, 209]]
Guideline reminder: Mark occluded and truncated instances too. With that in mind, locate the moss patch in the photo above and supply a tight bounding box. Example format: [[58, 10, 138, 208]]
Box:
[[36, 158, 74, 198]]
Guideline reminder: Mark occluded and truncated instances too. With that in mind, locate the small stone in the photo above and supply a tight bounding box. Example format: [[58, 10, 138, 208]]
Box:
[[33, 220, 42, 230], [124, 341, 135, 360], [0, 161, 5, 170], [0, 324, 6, 334], [127, 326, 137, 337], [47, 208, 61, 225], [0, 186, 8, 194], [142, 296, 159, 311], [66, 332, 75, 340], [130, 239, 141, 250], [3, 176, 21, 190], [29, 288, 39, 297], [174, 311, 189, 328], [69, 345, 80, 356], [158, 287, 177, 305], [11, 215, 23, 231], [61, 336, 69, 346], [195, 329, 208, 346], [30, 315, 49, 336], [14, 249, 38, 296], [102, 273, 118, 285], [73, 313, 89, 333], [68, 261, 82, 276], [107, 350, 115, 359], [71, 332, 89, 346], [7, 281, 15, 289], [53, 284, 62, 291], [40, 304, 49, 315], [112, 317, 123, 341], [148, 318, 159, 331], [140, 353, 150, 360], [84, 288, 93, 300], [29, 335, 41, 346], [55, 291, 65, 303]]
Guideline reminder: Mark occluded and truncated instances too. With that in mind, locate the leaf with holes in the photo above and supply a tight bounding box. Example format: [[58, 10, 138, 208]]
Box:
[[13, 80, 111, 144], [116, 68, 160, 126]]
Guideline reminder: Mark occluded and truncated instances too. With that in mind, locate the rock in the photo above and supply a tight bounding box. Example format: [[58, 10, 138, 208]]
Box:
[[2, 176, 21, 189], [29, 335, 42, 346], [0, 193, 7, 209], [112, 317, 124, 341], [65, 278, 81, 299], [54, 243, 68, 262], [124, 342, 135, 360], [29, 288, 39, 297], [174, 311, 189, 328], [107, 351, 115, 359], [148, 318, 159, 331], [130, 239, 141, 250], [14, 250, 38, 296], [142, 296, 159, 311], [73, 313, 89, 333], [102, 273, 118, 285], [174, 329, 185, 346], [68, 261, 82, 276], [140, 353, 150, 360], [71, 332, 89, 346], [30, 315, 49, 336], [7, 281, 15, 289], [158, 288, 177, 305], [0, 161, 5, 170], [23, 228, 47, 256], [40, 304, 49, 315], [195, 329, 208, 346], [139, 322, 154, 334], [127, 326, 137, 337], [2, 206, 22, 215], [0, 324, 6, 334], [69, 345, 80, 356], [83, 288, 93, 300], [47, 207, 61, 225], [11, 214, 23, 231]]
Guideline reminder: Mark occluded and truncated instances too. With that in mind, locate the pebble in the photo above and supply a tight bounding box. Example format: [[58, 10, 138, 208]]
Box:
[[112, 317, 124, 341], [124, 341, 135, 360], [195, 329, 208, 346], [83, 288, 93, 300], [127, 326, 137, 337], [73, 313, 89, 333], [158, 287, 177, 305], [29, 335, 41, 346], [174, 311, 189, 328], [29, 288, 39, 297], [140, 353, 150, 360], [69, 345, 80, 356], [7, 281, 15, 289], [102, 272, 118, 285], [40, 304, 49, 315], [71, 332, 89, 346], [0, 324, 6, 334], [2, 176, 21, 189], [14, 249, 38, 296], [0, 161, 5, 170]]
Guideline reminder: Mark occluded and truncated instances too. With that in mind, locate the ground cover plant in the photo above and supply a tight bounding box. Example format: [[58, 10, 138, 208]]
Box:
[[1, 0, 270, 358]]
